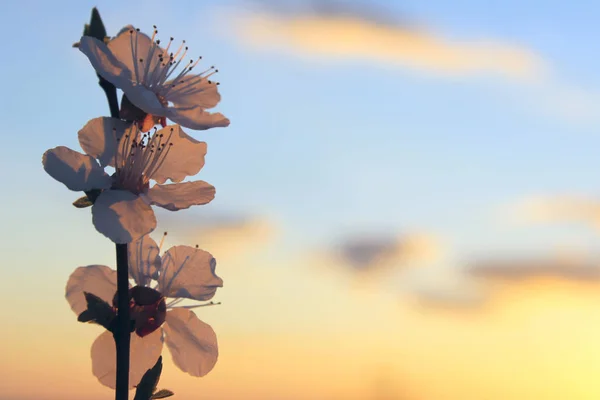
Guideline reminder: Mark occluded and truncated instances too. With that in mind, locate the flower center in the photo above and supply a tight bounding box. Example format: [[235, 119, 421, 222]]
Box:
[[113, 125, 174, 194], [113, 286, 167, 337], [128, 26, 219, 100]]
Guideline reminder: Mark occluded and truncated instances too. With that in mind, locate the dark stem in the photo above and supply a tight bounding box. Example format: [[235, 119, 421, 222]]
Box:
[[82, 7, 128, 400], [114, 243, 130, 400], [99, 77, 120, 119]]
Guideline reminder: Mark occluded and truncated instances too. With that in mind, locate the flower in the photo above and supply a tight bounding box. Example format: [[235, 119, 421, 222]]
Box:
[[42, 117, 215, 243], [79, 25, 230, 131], [65, 233, 223, 389]]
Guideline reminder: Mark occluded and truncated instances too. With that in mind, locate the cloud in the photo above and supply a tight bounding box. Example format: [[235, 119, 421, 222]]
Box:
[[216, 1, 600, 124], [330, 232, 443, 276], [404, 252, 600, 312], [411, 283, 487, 310], [401, 264, 489, 310], [508, 196, 600, 230], [155, 210, 277, 262], [466, 254, 600, 283], [227, 8, 546, 80]]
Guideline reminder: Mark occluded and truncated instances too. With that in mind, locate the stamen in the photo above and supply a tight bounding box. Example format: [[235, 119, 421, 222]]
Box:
[[159, 253, 191, 295], [158, 232, 167, 253], [142, 38, 158, 85], [165, 299, 221, 310], [179, 301, 222, 309], [166, 298, 184, 308], [144, 129, 175, 180], [129, 30, 140, 82]]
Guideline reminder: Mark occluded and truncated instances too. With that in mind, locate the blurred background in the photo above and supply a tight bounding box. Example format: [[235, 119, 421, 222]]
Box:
[[2, 0, 600, 398]]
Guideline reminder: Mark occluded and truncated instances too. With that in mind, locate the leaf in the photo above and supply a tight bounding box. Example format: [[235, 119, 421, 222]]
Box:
[[151, 389, 175, 399], [73, 189, 102, 208], [134, 356, 163, 400], [77, 291, 116, 331], [77, 7, 120, 118], [85, 7, 107, 41], [73, 195, 93, 208]]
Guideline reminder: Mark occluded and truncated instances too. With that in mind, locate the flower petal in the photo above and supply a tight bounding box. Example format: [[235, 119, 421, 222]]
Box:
[[42, 146, 112, 191], [145, 181, 215, 211], [149, 125, 207, 184], [65, 265, 117, 316], [165, 75, 221, 109], [123, 83, 166, 116], [92, 190, 157, 244], [158, 246, 222, 301], [163, 308, 218, 377], [78, 117, 135, 167], [166, 106, 230, 130], [79, 36, 133, 89], [91, 329, 164, 389], [129, 235, 161, 286], [107, 27, 162, 82]]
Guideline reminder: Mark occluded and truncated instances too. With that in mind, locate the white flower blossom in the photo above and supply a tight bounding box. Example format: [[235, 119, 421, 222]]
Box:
[[65, 234, 223, 389], [79, 25, 230, 131], [43, 117, 215, 243]]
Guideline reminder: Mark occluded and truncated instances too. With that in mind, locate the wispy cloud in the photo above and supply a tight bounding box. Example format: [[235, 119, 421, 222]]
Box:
[[466, 255, 600, 283], [155, 210, 277, 263], [226, 9, 546, 80], [217, 1, 600, 124], [403, 265, 488, 310], [507, 196, 600, 229]]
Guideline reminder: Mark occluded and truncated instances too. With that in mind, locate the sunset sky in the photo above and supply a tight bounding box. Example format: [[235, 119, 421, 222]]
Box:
[[2, 0, 600, 399]]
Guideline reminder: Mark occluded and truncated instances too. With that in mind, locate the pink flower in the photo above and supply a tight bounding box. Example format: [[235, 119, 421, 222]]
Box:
[[42, 117, 215, 243], [65, 234, 223, 389], [79, 25, 229, 131]]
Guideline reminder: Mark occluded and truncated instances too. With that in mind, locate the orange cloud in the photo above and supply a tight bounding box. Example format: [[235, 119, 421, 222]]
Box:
[[155, 213, 277, 264], [467, 255, 600, 284], [508, 196, 600, 229], [227, 10, 547, 80]]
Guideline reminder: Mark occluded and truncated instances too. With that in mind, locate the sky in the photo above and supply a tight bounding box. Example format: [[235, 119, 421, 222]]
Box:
[[2, 0, 600, 399]]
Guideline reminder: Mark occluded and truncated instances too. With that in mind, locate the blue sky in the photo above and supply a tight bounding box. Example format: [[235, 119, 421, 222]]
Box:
[[4, 1, 600, 399], [2, 0, 600, 284]]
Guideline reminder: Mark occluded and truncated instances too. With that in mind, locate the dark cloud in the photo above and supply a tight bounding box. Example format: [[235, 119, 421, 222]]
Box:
[[466, 258, 600, 283], [335, 236, 398, 272], [245, 0, 407, 27], [331, 233, 441, 274]]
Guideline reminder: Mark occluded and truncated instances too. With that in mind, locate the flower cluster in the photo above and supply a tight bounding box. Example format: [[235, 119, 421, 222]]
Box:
[[80, 25, 229, 131], [43, 17, 228, 396], [43, 117, 215, 243], [66, 233, 223, 388]]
